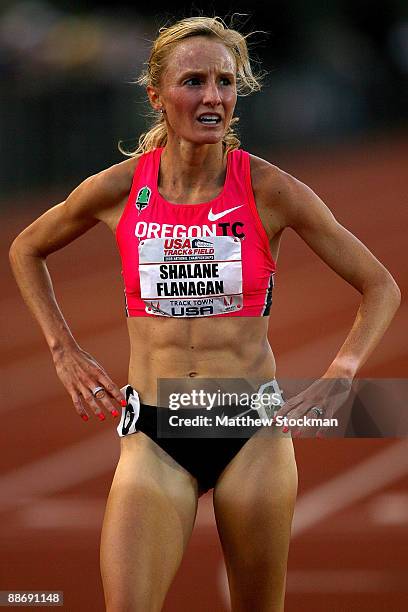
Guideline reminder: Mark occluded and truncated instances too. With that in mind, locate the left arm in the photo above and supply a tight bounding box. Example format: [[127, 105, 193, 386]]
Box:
[[273, 168, 401, 379], [251, 158, 401, 435]]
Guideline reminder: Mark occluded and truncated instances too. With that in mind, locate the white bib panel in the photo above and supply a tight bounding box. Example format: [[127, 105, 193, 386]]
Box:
[[138, 235, 243, 317]]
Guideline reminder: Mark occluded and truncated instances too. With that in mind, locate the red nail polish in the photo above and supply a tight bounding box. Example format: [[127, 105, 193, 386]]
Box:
[[282, 426, 289, 433], [81, 414, 89, 422], [112, 410, 119, 418], [98, 413, 105, 421], [120, 400, 127, 407]]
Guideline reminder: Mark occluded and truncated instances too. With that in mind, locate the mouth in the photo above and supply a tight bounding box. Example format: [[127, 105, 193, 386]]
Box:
[[197, 113, 222, 125]]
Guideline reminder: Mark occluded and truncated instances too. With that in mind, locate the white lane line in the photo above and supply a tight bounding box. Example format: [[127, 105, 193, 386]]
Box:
[[17, 494, 216, 530], [0, 421, 213, 529], [1, 429, 407, 542], [219, 566, 408, 603], [18, 497, 106, 530], [287, 570, 407, 593], [0, 326, 125, 414], [292, 439, 408, 537], [0, 431, 118, 513], [276, 310, 408, 371], [368, 492, 408, 525]]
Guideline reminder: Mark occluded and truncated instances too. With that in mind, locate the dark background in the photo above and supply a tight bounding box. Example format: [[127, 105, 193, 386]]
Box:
[[1, 0, 407, 195]]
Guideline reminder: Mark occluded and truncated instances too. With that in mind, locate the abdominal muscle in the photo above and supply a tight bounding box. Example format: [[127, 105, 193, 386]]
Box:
[[100, 158, 280, 406], [126, 316, 276, 405]]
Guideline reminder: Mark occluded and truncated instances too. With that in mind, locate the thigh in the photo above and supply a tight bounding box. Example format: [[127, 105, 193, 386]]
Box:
[[213, 432, 298, 612], [100, 432, 199, 612]]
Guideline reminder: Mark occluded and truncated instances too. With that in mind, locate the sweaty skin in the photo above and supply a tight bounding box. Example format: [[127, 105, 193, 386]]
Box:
[[125, 318, 276, 404], [94, 146, 399, 413], [9, 148, 399, 420], [103, 154, 280, 405]]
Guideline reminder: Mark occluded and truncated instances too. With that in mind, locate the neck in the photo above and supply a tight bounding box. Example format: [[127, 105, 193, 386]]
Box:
[[159, 140, 226, 195]]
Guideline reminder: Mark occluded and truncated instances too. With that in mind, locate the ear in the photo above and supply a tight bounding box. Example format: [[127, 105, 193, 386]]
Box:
[[147, 85, 163, 112]]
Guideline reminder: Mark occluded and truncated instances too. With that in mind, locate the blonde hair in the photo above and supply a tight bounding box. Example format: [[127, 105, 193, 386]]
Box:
[[119, 16, 264, 156]]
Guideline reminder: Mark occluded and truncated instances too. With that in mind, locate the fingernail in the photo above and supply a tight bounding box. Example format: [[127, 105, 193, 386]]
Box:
[[98, 413, 105, 421], [81, 414, 89, 422], [282, 426, 289, 433], [120, 400, 127, 407], [112, 410, 119, 418]]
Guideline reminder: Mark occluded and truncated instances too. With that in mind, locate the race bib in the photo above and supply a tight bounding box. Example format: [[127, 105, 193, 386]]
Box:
[[139, 236, 243, 317]]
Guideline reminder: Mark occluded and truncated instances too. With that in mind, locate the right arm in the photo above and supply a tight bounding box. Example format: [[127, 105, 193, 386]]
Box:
[[9, 159, 136, 421]]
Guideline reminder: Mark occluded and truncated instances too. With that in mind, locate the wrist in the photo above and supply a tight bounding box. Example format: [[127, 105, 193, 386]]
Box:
[[49, 335, 79, 359], [323, 357, 358, 380]]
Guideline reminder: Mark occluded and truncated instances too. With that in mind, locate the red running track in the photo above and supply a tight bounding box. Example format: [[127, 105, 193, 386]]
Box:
[[1, 133, 407, 611]]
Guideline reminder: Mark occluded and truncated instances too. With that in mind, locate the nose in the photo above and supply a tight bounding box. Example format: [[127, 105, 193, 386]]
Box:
[[202, 80, 222, 107]]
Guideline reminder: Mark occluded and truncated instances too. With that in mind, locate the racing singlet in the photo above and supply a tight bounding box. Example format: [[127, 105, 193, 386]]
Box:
[[115, 147, 276, 317]]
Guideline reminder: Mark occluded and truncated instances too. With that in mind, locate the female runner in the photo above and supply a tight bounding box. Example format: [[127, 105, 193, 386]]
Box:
[[9, 16, 400, 612]]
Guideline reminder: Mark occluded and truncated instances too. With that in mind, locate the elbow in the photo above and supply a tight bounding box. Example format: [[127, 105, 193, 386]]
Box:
[[389, 277, 401, 311], [362, 268, 401, 312], [9, 236, 21, 265], [9, 234, 26, 262], [9, 234, 42, 263], [379, 271, 401, 312]]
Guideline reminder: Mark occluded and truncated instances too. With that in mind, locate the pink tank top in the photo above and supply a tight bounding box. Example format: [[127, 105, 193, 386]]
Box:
[[115, 147, 276, 317]]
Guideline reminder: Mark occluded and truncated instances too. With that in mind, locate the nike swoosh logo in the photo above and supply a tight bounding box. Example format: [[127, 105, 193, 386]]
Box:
[[208, 204, 244, 221]]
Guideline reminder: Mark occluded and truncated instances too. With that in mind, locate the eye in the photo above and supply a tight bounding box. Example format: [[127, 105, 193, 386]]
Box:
[[184, 77, 201, 86], [220, 77, 232, 86]]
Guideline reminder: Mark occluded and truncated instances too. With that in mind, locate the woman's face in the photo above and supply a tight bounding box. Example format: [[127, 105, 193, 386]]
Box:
[[148, 36, 237, 147]]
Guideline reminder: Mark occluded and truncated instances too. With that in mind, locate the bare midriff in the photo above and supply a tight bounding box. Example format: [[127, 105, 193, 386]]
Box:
[[126, 316, 276, 405]]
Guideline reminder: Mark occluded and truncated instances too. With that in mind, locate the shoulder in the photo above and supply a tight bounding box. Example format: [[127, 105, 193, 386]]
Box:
[[83, 155, 142, 213], [247, 153, 305, 231], [248, 153, 303, 205], [248, 153, 334, 230], [65, 154, 142, 223]]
